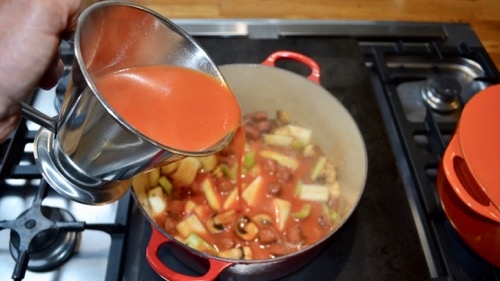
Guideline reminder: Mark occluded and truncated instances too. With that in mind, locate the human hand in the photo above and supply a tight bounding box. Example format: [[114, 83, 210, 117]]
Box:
[[0, 0, 82, 142]]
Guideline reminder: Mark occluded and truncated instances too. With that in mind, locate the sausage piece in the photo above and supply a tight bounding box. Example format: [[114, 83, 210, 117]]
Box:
[[216, 177, 234, 194], [277, 166, 292, 183], [262, 159, 278, 173], [164, 217, 177, 233], [168, 200, 185, 219], [256, 120, 274, 133], [244, 124, 261, 141], [268, 243, 287, 257], [246, 111, 268, 122], [266, 182, 282, 197], [286, 224, 305, 245], [258, 226, 280, 244]]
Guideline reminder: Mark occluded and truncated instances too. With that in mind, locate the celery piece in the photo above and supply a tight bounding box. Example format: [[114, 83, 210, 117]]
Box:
[[148, 168, 160, 187], [198, 155, 218, 172], [243, 151, 256, 168], [310, 156, 327, 181], [299, 184, 330, 202], [260, 150, 299, 170], [161, 161, 179, 175], [147, 186, 166, 216], [131, 173, 150, 214], [241, 166, 248, 175], [287, 124, 313, 144], [201, 177, 221, 211], [158, 176, 172, 196], [330, 210, 340, 221], [292, 203, 312, 219], [294, 180, 303, 196], [184, 233, 217, 254], [321, 203, 340, 222], [194, 205, 213, 222], [222, 187, 238, 210], [272, 198, 292, 231], [242, 176, 263, 206], [291, 139, 306, 151], [275, 124, 312, 144], [184, 200, 196, 213], [263, 134, 294, 146], [176, 214, 207, 238], [170, 157, 201, 186], [220, 164, 237, 181]]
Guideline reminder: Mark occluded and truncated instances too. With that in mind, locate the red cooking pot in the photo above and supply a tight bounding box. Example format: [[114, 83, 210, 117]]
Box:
[[437, 84, 500, 267], [131, 51, 368, 280]]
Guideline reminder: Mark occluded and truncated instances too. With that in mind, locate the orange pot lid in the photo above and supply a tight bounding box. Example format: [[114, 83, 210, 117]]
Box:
[[458, 84, 500, 205]]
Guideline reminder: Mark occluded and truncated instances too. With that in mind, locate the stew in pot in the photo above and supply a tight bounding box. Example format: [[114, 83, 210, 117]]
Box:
[[136, 110, 345, 260]]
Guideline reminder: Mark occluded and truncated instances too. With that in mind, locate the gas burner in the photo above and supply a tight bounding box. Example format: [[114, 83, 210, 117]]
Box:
[[421, 75, 462, 113], [0, 181, 85, 280], [9, 206, 80, 272]]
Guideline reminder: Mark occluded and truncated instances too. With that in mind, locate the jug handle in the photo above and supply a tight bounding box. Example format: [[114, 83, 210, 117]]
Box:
[[146, 225, 233, 281], [21, 102, 57, 132], [443, 134, 500, 223]]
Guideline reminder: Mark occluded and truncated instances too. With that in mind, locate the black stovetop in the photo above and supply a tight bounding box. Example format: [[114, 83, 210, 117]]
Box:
[[135, 36, 430, 281], [1, 20, 499, 281]]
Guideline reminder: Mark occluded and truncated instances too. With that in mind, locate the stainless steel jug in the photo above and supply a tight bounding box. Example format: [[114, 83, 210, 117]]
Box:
[[22, 1, 234, 205]]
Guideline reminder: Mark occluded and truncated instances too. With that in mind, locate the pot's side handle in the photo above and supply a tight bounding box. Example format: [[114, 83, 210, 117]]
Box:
[[261, 51, 321, 85], [146, 226, 233, 281], [443, 135, 500, 223]]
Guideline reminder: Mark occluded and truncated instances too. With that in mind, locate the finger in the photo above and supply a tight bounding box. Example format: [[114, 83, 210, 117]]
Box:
[[38, 53, 64, 90], [0, 111, 21, 143]]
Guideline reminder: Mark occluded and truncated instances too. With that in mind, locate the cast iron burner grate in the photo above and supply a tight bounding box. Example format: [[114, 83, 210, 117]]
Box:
[[0, 181, 81, 280], [0, 180, 130, 281]]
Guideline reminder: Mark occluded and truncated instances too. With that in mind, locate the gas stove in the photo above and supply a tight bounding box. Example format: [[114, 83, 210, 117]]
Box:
[[1, 20, 499, 281]]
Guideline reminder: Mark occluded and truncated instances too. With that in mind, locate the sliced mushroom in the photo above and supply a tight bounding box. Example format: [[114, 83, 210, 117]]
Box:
[[218, 246, 253, 260], [276, 110, 291, 124], [218, 247, 244, 259], [235, 216, 259, 241], [213, 210, 237, 225], [206, 210, 236, 234], [206, 216, 226, 234]]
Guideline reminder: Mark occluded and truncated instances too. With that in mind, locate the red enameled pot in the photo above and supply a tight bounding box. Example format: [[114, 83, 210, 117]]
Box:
[[131, 51, 368, 280], [437, 84, 500, 267]]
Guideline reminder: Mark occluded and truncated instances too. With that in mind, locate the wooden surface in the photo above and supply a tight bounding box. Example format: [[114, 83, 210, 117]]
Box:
[[132, 0, 500, 69]]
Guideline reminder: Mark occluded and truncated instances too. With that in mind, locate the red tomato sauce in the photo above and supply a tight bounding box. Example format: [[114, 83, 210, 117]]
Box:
[[94, 65, 240, 151]]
